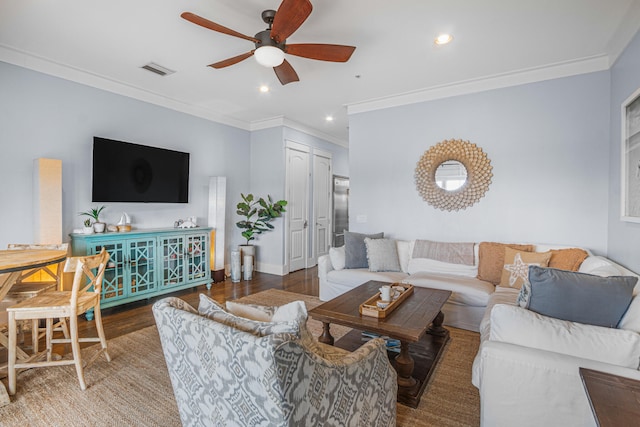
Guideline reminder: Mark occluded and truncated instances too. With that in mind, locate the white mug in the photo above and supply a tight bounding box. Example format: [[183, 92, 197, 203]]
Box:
[[379, 285, 391, 302]]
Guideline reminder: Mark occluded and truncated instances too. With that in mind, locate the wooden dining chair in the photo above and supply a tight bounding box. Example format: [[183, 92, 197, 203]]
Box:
[[6, 248, 111, 395], [5, 243, 69, 351]]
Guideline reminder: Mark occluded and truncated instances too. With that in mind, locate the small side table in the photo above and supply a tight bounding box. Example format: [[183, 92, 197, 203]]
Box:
[[579, 367, 640, 427]]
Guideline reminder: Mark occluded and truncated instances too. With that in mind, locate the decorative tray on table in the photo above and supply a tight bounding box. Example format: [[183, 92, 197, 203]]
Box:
[[359, 284, 414, 318]]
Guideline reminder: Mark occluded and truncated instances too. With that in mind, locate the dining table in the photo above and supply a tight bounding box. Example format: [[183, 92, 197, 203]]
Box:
[[0, 248, 68, 406]]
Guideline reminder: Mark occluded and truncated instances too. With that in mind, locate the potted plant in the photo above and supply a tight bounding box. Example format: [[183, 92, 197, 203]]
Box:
[[82, 218, 94, 234], [80, 205, 107, 233], [235, 193, 287, 276]]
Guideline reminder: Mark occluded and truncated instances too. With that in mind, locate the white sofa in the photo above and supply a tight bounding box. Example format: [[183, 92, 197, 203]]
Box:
[[471, 256, 640, 427], [319, 242, 593, 332], [320, 242, 640, 426]]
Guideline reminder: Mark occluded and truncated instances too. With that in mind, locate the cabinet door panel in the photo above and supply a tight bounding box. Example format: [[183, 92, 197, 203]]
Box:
[[186, 233, 209, 282], [160, 235, 185, 288], [128, 238, 157, 295], [89, 241, 126, 302]]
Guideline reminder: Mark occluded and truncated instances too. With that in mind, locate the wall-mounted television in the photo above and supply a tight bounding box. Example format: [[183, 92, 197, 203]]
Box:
[[92, 137, 190, 203]]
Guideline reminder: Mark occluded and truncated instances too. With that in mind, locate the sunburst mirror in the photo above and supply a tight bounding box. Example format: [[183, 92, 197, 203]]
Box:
[[414, 139, 493, 211]]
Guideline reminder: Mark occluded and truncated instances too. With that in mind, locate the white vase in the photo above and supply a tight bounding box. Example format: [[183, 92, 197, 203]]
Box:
[[239, 245, 256, 269], [243, 255, 253, 280], [230, 251, 241, 283]]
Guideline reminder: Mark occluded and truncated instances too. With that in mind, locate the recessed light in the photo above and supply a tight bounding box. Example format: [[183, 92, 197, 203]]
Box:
[[325, 115, 334, 122], [435, 34, 453, 45], [259, 85, 270, 93]]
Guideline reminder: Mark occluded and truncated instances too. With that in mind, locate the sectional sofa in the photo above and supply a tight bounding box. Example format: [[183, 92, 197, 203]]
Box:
[[318, 237, 640, 426]]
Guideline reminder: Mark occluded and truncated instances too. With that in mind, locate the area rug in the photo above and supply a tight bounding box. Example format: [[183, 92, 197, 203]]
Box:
[[0, 289, 480, 426]]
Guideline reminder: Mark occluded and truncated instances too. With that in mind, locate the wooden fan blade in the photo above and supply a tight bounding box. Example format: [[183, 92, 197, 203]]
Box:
[[271, 0, 312, 43], [181, 12, 259, 43], [274, 59, 299, 85], [208, 51, 255, 69], [286, 44, 356, 62]]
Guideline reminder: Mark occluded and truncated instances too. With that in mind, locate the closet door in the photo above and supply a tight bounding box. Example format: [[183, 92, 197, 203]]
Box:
[[313, 151, 332, 262], [285, 143, 310, 272]]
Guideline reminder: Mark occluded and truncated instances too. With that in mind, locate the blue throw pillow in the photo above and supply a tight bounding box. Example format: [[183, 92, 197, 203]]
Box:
[[527, 265, 637, 328], [344, 230, 384, 269]]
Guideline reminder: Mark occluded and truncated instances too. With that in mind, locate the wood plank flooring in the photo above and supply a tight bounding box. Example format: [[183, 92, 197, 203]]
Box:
[[1, 267, 318, 362]]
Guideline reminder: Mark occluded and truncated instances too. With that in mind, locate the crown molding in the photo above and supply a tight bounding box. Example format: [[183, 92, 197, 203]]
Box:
[[347, 54, 611, 116], [250, 116, 348, 147], [0, 44, 251, 131]]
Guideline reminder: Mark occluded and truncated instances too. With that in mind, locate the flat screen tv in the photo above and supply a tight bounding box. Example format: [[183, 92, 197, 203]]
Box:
[[92, 137, 190, 203]]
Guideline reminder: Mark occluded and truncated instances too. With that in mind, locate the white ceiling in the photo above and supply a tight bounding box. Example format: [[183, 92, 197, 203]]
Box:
[[2, 0, 640, 146]]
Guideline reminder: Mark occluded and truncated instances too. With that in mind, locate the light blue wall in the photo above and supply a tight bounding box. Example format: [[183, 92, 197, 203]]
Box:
[[349, 71, 611, 254], [0, 61, 251, 260], [608, 29, 640, 272]]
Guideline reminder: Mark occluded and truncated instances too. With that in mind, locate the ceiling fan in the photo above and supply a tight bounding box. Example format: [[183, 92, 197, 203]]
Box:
[[181, 0, 356, 85]]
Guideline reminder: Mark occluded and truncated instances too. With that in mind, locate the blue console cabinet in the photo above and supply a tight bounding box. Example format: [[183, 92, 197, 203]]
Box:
[[70, 227, 212, 311]]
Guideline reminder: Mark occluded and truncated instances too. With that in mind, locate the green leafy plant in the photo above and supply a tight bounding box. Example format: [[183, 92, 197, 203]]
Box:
[[236, 193, 287, 245], [83, 218, 92, 227], [79, 205, 106, 223]]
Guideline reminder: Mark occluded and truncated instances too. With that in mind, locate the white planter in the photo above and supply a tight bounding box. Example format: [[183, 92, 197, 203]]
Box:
[[83, 226, 94, 235], [93, 222, 106, 233]]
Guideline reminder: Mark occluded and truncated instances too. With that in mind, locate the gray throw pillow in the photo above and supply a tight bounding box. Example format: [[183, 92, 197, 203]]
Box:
[[344, 230, 384, 269], [527, 265, 637, 328], [365, 238, 401, 272]]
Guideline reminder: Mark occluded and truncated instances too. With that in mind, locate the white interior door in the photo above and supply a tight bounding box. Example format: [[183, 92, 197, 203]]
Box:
[[286, 143, 310, 272], [313, 151, 332, 263]]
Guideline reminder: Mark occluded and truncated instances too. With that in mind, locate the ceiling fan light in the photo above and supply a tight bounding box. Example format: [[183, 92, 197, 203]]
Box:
[[255, 46, 285, 67]]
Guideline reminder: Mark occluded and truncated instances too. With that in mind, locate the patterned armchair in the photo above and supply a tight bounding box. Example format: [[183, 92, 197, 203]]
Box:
[[152, 297, 397, 427]]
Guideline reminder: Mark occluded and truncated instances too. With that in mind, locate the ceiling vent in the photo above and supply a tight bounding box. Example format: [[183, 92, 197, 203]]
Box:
[[141, 62, 175, 76]]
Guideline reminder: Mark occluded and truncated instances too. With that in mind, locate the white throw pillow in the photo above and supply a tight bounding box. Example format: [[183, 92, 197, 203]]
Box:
[[396, 240, 414, 273], [271, 300, 308, 323], [578, 256, 620, 275], [329, 246, 346, 270], [490, 304, 640, 369], [407, 257, 478, 277], [364, 238, 401, 272]]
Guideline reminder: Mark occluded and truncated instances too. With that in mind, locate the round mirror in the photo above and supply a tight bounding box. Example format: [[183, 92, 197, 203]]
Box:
[[435, 161, 468, 191], [414, 139, 493, 211]]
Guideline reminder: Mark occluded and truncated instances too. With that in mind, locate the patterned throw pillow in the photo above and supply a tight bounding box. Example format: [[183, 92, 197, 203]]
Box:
[[477, 242, 534, 285], [499, 247, 552, 290], [198, 295, 300, 337], [364, 237, 401, 272]]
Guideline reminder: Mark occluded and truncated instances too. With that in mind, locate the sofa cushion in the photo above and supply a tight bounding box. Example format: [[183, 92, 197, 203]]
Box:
[[479, 286, 520, 342], [499, 247, 552, 289], [526, 266, 636, 328], [344, 230, 384, 269], [489, 304, 640, 369], [477, 242, 534, 286], [403, 272, 494, 307], [329, 246, 346, 270], [365, 237, 401, 272], [619, 295, 640, 333], [326, 268, 408, 288], [407, 258, 478, 277], [548, 248, 589, 271]]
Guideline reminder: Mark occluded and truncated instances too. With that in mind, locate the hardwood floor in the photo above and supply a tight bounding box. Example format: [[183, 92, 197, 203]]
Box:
[[1, 267, 319, 363]]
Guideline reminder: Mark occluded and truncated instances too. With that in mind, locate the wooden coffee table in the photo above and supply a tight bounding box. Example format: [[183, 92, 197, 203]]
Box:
[[580, 367, 640, 426], [309, 280, 451, 407]]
